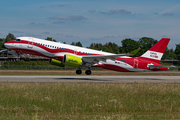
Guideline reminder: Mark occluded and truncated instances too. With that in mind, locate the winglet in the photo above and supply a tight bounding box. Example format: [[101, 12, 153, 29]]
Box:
[[129, 48, 141, 56]]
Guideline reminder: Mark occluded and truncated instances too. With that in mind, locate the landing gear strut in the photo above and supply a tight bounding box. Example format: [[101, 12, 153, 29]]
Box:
[[76, 69, 82, 75], [85, 70, 91, 75]]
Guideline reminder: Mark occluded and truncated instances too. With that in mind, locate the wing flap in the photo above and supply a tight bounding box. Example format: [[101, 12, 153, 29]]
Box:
[[82, 54, 131, 65]]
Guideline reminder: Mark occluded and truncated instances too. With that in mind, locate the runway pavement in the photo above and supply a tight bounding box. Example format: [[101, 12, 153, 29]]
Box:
[[0, 75, 180, 83]]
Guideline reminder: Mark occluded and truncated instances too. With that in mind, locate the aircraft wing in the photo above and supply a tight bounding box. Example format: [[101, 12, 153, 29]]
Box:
[[82, 54, 131, 65]]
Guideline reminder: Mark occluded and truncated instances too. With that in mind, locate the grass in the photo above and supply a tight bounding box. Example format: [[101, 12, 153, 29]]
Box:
[[0, 70, 180, 76], [0, 83, 180, 119]]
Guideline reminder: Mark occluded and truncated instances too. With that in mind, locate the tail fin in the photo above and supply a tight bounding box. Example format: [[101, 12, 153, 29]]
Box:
[[139, 38, 170, 63]]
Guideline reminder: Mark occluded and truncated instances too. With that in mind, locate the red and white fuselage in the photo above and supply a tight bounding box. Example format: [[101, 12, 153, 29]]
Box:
[[4, 37, 170, 72]]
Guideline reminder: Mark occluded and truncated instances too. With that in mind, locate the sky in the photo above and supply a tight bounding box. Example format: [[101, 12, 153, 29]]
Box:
[[0, 0, 180, 49]]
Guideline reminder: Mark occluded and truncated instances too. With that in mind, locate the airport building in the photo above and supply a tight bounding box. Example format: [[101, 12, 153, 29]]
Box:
[[0, 49, 48, 63]]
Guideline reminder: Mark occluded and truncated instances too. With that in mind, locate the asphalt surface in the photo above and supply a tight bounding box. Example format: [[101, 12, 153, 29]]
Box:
[[0, 75, 180, 83]]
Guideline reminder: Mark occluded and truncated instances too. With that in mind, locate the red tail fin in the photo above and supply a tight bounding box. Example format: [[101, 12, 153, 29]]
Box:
[[139, 38, 170, 63]]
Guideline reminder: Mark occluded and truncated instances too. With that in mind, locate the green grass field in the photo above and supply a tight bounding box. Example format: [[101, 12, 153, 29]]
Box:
[[0, 83, 180, 119]]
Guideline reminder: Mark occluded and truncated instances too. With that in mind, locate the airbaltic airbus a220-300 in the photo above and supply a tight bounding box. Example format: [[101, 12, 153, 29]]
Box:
[[4, 37, 170, 75]]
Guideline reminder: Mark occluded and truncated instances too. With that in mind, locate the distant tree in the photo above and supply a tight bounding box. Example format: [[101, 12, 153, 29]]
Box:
[[162, 48, 176, 60], [2, 33, 16, 49], [71, 42, 75, 45], [75, 41, 83, 47], [175, 44, 180, 65], [136, 37, 158, 56], [112, 43, 119, 54], [88, 42, 119, 54], [45, 37, 57, 42], [4, 33, 16, 43], [0, 38, 4, 50], [71, 41, 83, 47], [120, 38, 139, 54]]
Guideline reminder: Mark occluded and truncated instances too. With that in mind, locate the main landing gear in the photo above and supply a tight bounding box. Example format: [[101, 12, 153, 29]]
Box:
[[76, 69, 82, 75], [76, 69, 92, 75], [85, 70, 91, 75]]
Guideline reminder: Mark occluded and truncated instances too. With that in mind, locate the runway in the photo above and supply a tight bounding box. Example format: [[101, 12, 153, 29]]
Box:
[[0, 75, 180, 83]]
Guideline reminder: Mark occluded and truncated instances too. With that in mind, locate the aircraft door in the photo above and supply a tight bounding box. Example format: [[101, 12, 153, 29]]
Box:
[[74, 49, 78, 55], [133, 58, 139, 68], [28, 37, 34, 48]]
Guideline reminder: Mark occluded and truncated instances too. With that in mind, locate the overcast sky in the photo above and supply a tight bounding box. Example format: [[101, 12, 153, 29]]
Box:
[[1, 0, 180, 49]]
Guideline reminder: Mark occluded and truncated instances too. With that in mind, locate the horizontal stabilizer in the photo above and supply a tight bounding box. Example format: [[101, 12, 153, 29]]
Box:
[[149, 65, 174, 69]]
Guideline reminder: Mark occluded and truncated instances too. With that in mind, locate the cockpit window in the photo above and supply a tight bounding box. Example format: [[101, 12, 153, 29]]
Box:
[[16, 39, 21, 42]]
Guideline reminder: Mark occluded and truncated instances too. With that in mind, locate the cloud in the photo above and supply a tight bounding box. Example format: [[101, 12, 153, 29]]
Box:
[[41, 32, 50, 34], [26, 33, 41, 37], [66, 35, 74, 37], [53, 22, 65, 24], [110, 9, 131, 15], [90, 38, 102, 41], [100, 9, 131, 15], [57, 5, 65, 7], [103, 35, 129, 39], [50, 16, 88, 21], [29, 22, 45, 25], [40, 4, 66, 9], [88, 9, 96, 13], [56, 33, 63, 35], [9, 31, 24, 33], [163, 13, 173, 16]]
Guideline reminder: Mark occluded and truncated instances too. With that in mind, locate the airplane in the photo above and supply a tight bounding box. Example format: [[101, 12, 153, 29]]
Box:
[[4, 37, 170, 75]]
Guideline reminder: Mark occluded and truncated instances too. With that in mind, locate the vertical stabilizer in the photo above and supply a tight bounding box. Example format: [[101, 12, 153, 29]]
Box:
[[139, 38, 170, 63]]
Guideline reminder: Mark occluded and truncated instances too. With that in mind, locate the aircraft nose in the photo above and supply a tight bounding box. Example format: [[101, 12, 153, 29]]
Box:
[[4, 41, 13, 48]]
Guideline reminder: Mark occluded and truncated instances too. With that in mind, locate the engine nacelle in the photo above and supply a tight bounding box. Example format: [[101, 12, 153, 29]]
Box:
[[49, 59, 65, 67], [63, 54, 82, 68]]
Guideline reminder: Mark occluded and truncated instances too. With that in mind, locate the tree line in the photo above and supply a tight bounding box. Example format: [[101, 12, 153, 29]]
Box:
[[1, 33, 180, 64]]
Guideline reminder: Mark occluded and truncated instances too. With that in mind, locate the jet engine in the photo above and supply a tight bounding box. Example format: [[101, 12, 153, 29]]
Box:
[[49, 59, 65, 67], [63, 54, 82, 68]]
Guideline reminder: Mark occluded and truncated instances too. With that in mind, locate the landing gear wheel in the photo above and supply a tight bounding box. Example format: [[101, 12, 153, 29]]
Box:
[[76, 70, 82, 75], [85, 70, 91, 75]]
